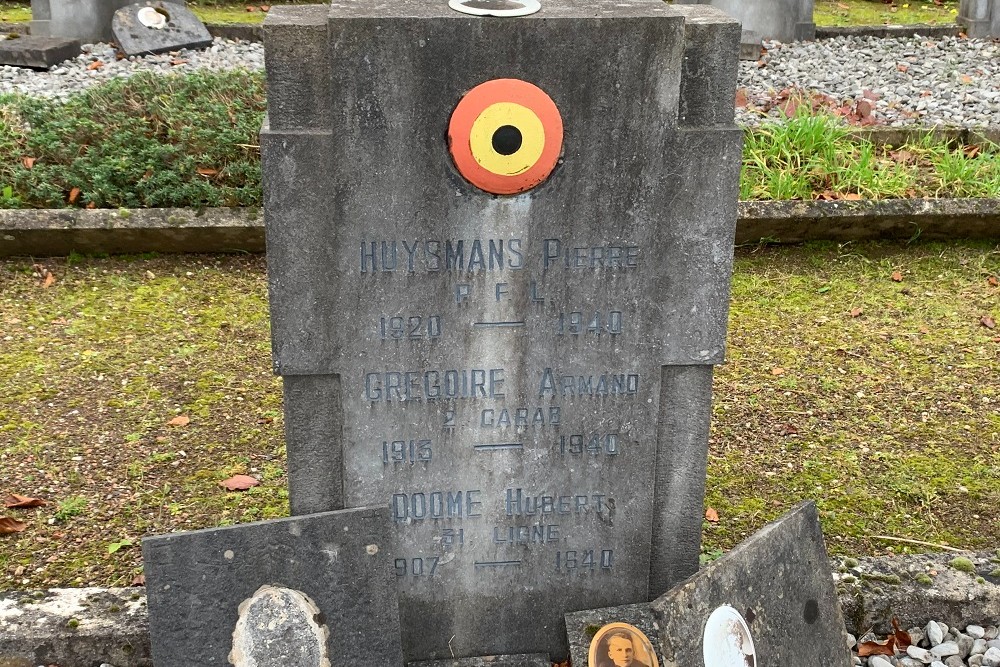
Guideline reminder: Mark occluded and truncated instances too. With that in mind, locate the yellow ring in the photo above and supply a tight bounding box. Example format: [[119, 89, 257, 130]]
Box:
[[468, 102, 545, 176]]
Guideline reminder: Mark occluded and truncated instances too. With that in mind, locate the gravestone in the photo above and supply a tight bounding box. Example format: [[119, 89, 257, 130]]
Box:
[[565, 503, 851, 667], [112, 1, 213, 56], [0, 35, 80, 69], [959, 0, 1000, 37], [651, 502, 852, 667], [673, 0, 815, 53], [262, 0, 742, 661], [142, 506, 403, 667], [30, 0, 182, 43]]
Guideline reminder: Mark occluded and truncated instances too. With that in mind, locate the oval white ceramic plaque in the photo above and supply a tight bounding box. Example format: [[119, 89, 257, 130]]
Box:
[[703, 605, 757, 667], [448, 0, 541, 17]]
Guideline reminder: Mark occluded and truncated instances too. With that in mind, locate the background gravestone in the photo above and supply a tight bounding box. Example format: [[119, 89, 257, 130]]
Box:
[[30, 0, 182, 43], [673, 0, 816, 45], [262, 1, 741, 661], [112, 1, 213, 56], [142, 506, 402, 667], [959, 0, 1000, 37]]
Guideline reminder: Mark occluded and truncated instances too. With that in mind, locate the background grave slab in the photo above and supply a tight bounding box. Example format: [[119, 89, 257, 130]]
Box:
[[409, 655, 551, 667], [142, 506, 402, 667], [112, 1, 212, 56], [651, 502, 853, 667], [262, 0, 741, 660], [564, 603, 664, 667], [0, 36, 79, 69]]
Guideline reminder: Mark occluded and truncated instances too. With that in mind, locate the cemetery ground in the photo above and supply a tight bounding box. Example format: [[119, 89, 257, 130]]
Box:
[[1, 242, 998, 591]]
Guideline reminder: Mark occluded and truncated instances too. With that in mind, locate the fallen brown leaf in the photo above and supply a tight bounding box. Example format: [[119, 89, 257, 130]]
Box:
[[705, 507, 719, 522], [0, 517, 28, 534], [988, 276, 998, 287], [842, 193, 863, 201], [4, 494, 46, 508], [891, 271, 903, 282], [167, 414, 190, 427], [770, 367, 786, 376], [858, 637, 895, 657], [87, 59, 104, 70], [21, 156, 35, 169], [981, 315, 996, 330], [68, 186, 81, 204], [850, 307, 863, 318], [170, 59, 188, 66], [735, 88, 749, 108], [220, 475, 260, 491], [132, 574, 146, 587], [196, 167, 219, 176], [260, 4, 271, 10], [32, 263, 56, 288], [892, 617, 912, 650]]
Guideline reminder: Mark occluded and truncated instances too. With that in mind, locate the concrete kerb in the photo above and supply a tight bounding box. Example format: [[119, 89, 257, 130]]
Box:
[[1, 198, 998, 258], [2, 551, 997, 667], [0, 21, 967, 43]]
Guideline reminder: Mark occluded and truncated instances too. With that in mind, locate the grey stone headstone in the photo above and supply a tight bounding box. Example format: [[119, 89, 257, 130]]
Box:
[[959, 0, 1000, 37], [262, 0, 741, 661], [650, 502, 853, 667], [673, 0, 816, 42], [142, 506, 403, 667], [30, 0, 183, 43], [112, 1, 212, 56], [0, 36, 80, 69]]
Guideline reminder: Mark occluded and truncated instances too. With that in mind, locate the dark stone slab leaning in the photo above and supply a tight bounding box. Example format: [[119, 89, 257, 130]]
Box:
[[112, 1, 213, 56], [142, 506, 403, 667]]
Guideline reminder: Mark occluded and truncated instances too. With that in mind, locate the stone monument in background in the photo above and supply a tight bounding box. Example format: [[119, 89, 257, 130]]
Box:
[[959, 0, 1000, 37], [30, 0, 182, 43], [262, 0, 741, 661], [674, 0, 816, 53]]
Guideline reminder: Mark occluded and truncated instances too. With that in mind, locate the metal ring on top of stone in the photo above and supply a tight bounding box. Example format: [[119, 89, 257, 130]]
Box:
[[447, 78, 563, 195], [448, 0, 541, 17]]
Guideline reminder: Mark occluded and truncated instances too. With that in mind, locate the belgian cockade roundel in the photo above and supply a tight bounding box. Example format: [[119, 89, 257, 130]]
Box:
[[448, 78, 563, 195]]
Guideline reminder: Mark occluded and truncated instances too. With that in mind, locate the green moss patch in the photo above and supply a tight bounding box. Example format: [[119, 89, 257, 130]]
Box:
[[1, 241, 998, 589]]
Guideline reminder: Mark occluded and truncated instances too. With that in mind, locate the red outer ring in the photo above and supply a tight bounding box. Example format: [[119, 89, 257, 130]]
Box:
[[448, 79, 563, 195]]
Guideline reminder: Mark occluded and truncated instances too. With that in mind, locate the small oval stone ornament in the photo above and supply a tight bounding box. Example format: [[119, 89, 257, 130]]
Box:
[[448, 0, 541, 17], [702, 605, 757, 667], [229, 585, 331, 667], [588, 622, 660, 667]]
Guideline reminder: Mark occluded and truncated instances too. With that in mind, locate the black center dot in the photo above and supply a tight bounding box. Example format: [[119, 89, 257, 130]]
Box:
[[492, 125, 522, 156]]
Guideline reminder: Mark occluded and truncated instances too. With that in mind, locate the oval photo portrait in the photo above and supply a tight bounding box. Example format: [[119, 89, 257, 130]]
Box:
[[588, 622, 660, 667]]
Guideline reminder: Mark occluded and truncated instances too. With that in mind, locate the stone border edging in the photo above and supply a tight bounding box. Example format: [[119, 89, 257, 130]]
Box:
[[2, 551, 997, 667], [1, 199, 997, 258], [0, 21, 965, 44]]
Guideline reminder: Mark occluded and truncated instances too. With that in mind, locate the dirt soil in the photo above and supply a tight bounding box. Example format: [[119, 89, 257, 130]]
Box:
[[0, 242, 998, 591]]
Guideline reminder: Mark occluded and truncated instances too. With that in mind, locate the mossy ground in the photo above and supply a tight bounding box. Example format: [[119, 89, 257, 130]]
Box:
[[814, 0, 960, 27], [1, 242, 997, 589]]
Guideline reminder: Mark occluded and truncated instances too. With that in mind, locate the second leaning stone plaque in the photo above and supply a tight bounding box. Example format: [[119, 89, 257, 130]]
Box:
[[262, 1, 742, 661]]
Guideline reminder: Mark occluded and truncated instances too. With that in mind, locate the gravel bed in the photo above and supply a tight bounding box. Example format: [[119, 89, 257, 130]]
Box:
[[2, 33, 1000, 129], [0, 36, 264, 100], [851, 622, 1000, 667], [739, 34, 1000, 128]]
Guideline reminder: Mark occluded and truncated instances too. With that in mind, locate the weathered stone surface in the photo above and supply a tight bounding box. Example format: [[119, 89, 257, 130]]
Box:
[[408, 655, 551, 667], [959, 0, 1000, 37], [0, 35, 79, 69], [262, 1, 741, 661], [112, 1, 212, 56], [30, 0, 182, 43], [651, 502, 853, 667], [230, 586, 330, 667], [142, 506, 402, 667], [835, 551, 1000, 636], [0, 587, 150, 667], [673, 0, 816, 42]]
